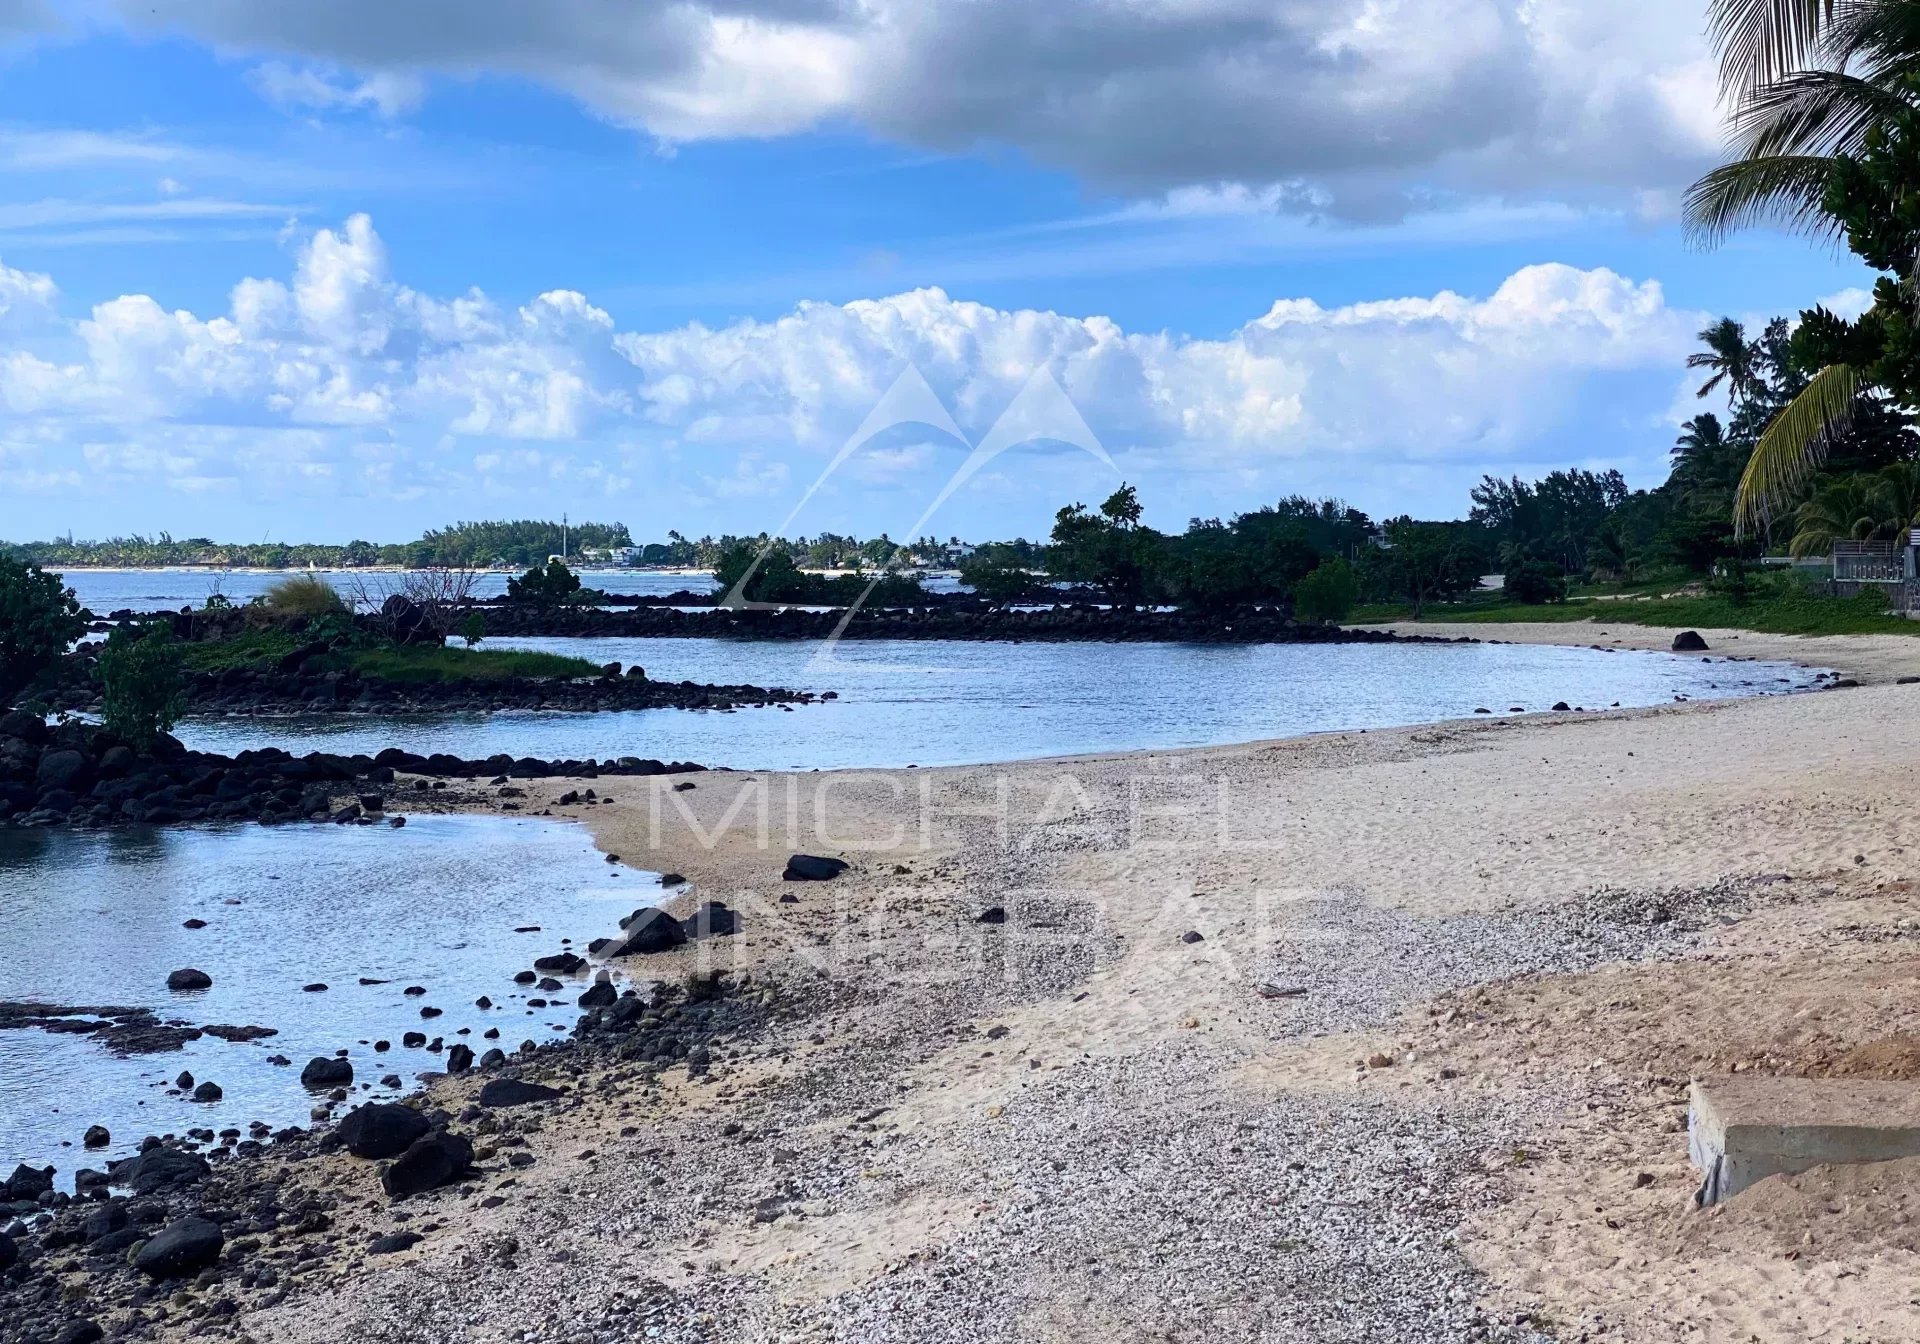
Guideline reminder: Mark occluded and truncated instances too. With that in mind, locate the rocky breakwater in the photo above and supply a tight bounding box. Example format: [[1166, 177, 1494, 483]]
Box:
[[41, 655, 818, 720], [0, 713, 715, 830], [472, 602, 1477, 644]]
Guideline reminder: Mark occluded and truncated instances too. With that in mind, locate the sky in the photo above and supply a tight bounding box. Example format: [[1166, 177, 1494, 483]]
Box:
[[0, 0, 1883, 546]]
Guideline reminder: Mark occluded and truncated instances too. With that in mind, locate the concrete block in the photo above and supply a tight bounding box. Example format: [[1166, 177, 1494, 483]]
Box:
[[1689, 1075, 1920, 1206]]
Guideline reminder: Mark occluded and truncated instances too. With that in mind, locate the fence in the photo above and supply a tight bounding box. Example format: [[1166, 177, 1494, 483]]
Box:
[[1830, 540, 1920, 613]]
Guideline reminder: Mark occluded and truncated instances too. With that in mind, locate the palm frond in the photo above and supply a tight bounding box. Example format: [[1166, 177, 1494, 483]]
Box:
[[1826, 0, 1920, 77], [1734, 363, 1861, 537], [1683, 154, 1842, 247], [1730, 68, 1919, 159], [1709, 0, 1840, 92]]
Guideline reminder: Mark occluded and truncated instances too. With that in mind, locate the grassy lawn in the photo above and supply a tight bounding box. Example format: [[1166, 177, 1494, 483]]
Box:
[[1350, 589, 1920, 637], [179, 632, 603, 681]]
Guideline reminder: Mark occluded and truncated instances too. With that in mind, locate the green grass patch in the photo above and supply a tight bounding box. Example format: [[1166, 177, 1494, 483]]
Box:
[[339, 645, 604, 683], [178, 628, 307, 672], [1352, 589, 1920, 637]]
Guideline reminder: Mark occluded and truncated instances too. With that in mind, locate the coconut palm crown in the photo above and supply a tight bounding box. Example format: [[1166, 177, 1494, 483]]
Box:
[[1685, 0, 1920, 537]]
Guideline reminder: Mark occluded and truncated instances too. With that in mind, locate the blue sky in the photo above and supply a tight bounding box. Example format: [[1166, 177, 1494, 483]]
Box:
[[0, 3, 1879, 545]]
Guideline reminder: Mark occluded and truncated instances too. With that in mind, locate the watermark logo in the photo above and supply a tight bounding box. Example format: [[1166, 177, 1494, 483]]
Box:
[[717, 363, 1116, 664]]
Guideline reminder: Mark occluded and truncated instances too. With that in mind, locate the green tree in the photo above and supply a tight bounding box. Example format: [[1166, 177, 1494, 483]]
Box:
[[1292, 558, 1357, 623], [958, 548, 1041, 605], [1688, 318, 1763, 403], [506, 559, 587, 606], [1361, 520, 1481, 618], [458, 611, 487, 649], [1503, 559, 1569, 604], [1049, 485, 1162, 606], [0, 559, 85, 708], [98, 624, 186, 751]]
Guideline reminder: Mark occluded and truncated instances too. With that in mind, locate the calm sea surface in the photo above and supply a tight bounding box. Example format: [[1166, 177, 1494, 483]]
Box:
[[55, 568, 964, 612], [175, 635, 1823, 770]]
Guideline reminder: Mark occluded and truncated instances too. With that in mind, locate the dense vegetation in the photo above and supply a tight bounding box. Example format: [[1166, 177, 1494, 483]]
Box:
[[1, 520, 635, 571], [0, 560, 86, 708]]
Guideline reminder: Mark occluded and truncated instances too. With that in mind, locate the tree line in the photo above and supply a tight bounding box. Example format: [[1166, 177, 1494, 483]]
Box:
[[2, 520, 636, 571]]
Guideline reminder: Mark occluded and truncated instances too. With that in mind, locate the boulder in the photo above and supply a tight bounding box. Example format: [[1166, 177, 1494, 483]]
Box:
[[1672, 630, 1710, 652], [682, 900, 738, 938], [300, 1056, 354, 1089], [108, 1147, 209, 1195], [532, 951, 584, 974], [132, 1217, 224, 1277], [0, 1232, 14, 1271], [380, 1131, 473, 1198], [165, 968, 212, 992], [444, 1043, 474, 1073], [82, 1124, 109, 1149], [476, 1077, 563, 1108], [607, 907, 687, 956], [783, 853, 848, 882], [336, 1103, 431, 1160], [0, 709, 48, 744], [368, 1230, 424, 1255], [577, 980, 618, 1009], [3, 1162, 53, 1200], [35, 749, 92, 793]]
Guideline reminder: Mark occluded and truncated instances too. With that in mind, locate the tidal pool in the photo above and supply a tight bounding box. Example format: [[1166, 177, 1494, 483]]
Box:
[[0, 815, 648, 1183]]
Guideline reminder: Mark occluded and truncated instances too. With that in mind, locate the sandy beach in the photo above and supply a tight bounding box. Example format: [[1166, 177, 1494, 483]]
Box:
[[205, 627, 1920, 1344]]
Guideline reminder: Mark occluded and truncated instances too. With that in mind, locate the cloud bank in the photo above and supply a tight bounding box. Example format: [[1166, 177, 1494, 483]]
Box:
[[85, 0, 1720, 215], [0, 214, 1700, 532]]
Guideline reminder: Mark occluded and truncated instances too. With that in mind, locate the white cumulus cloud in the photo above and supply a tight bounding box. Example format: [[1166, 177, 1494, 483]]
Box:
[[0, 214, 1700, 528]]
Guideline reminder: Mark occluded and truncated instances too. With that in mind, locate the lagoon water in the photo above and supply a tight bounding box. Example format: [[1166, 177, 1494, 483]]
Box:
[[56, 568, 966, 612], [0, 816, 645, 1184], [174, 636, 1823, 771]]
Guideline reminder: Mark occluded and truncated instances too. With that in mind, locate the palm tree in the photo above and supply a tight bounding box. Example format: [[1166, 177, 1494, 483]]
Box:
[[1789, 474, 1886, 555], [1685, 0, 1920, 536], [1687, 319, 1763, 402], [1787, 460, 1920, 554]]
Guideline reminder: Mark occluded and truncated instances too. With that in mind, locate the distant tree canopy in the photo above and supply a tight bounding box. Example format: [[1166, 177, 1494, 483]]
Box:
[[0, 520, 635, 571], [711, 541, 927, 606]]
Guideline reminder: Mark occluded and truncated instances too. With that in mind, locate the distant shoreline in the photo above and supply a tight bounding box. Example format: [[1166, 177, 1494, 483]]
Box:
[[37, 564, 722, 576]]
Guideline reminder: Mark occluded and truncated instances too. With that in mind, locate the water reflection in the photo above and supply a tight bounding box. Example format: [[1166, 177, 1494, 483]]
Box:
[[0, 816, 649, 1182]]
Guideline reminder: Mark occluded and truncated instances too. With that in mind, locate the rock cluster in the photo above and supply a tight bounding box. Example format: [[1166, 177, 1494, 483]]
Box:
[[0, 714, 715, 831], [462, 603, 1475, 645], [39, 655, 814, 719]]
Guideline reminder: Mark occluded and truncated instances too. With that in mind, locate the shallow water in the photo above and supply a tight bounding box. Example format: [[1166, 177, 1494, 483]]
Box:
[[0, 816, 650, 1183], [174, 636, 1825, 771], [55, 568, 965, 612]]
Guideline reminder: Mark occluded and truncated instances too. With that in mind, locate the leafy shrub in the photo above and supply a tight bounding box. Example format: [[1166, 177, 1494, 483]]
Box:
[[0, 559, 86, 708], [1502, 560, 1568, 605], [459, 612, 486, 648], [99, 625, 186, 751], [263, 574, 347, 619], [506, 559, 596, 606], [957, 552, 1040, 605], [1292, 558, 1358, 623]]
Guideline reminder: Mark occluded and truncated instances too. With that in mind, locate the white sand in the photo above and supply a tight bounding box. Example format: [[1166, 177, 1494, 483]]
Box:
[[241, 638, 1920, 1344]]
